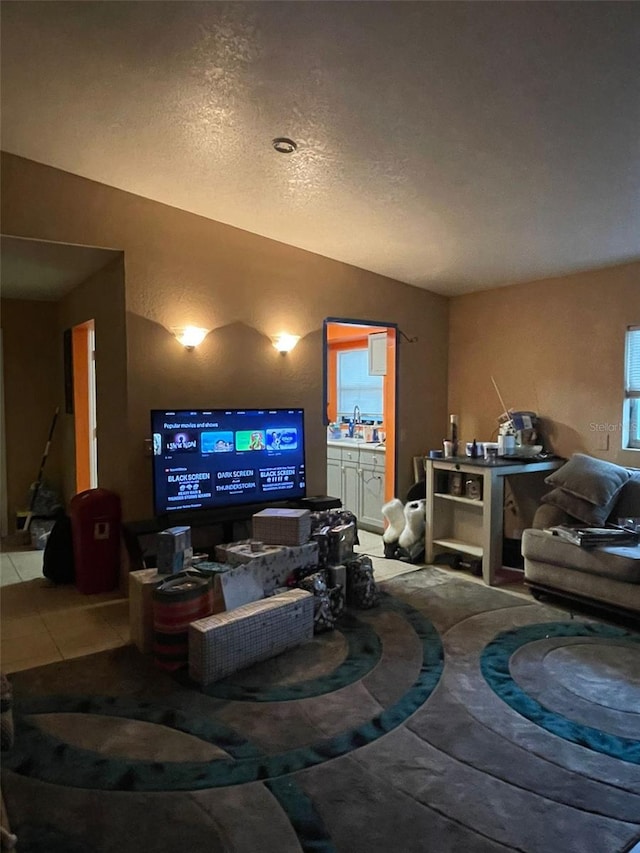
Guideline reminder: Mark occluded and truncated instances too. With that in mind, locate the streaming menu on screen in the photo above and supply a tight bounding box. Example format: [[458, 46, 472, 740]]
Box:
[[151, 408, 306, 514]]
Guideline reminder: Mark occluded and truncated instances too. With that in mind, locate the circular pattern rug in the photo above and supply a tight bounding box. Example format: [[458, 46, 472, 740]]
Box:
[[481, 621, 640, 764], [4, 574, 640, 853]]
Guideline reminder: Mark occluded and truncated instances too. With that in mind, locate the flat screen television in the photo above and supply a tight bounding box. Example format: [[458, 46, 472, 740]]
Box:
[[150, 408, 306, 516]]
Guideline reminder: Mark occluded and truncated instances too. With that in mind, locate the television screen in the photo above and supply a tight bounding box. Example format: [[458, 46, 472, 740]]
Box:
[[150, 408, 306, 515]]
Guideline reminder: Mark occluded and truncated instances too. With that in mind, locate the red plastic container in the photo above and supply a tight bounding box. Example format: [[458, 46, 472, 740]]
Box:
[[69, 488, 122, 594], [152, 572, 213, 671]]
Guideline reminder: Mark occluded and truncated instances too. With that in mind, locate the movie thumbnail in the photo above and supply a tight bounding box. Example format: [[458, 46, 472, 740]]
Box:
[[165, 431, 198, 453], [266, 427, 298, 451], [236, 430, 266, 451], [201, 431, 234, 453]]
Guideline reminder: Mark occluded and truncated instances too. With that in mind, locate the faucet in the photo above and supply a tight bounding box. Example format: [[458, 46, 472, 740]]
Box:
[[352, 405, 362, 438]]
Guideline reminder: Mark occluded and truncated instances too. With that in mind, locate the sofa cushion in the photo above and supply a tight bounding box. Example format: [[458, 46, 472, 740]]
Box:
[[523, 550, 640, 614], [541, 487, 614, 526], [544, 454, 631, 507], [522, 528, 640, 584], [611, 473, 640, 521]]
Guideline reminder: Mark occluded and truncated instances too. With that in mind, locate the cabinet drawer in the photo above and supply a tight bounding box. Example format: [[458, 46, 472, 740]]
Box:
[[342, 448, 359, 462], [327, 445, 342, 461], [360, 448, 385, 469]]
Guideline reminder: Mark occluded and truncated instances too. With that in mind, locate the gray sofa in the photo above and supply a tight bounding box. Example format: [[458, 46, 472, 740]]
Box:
[[522, 454, 640, 618]]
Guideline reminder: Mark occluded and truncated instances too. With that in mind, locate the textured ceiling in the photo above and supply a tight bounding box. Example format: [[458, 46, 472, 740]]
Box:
[[1, 1, 639, 296]]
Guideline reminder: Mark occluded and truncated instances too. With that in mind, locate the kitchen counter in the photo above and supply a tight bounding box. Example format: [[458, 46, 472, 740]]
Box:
[[327, 439, 386, 451]]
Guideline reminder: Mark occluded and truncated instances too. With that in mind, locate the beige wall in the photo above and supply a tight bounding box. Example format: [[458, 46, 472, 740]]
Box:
[[1, 298, 63, 522], [1, 256, 127, 523], [1, 153, 449, 520], [449, 262, 640, 467]]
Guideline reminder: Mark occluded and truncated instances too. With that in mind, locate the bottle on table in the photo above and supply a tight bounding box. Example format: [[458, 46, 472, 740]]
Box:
[[450, 414, 459, 456]]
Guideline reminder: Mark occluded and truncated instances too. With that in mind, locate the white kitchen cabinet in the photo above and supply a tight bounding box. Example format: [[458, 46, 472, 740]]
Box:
[[368, 331, 387, 376], [342, 446, 360, 521], [359, 447, 386, 530], [327, 446, 343, 501], [327, 441, 385, 533]]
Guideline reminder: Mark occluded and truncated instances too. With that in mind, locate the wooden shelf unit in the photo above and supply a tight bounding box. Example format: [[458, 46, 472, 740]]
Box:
[[425, 456, 563, 586]]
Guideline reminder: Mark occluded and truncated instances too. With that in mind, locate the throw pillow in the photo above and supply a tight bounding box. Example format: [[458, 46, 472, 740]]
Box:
[[544, 454, 631, 507], [541, 487, 614, 526], [532, 502, 576, 530]]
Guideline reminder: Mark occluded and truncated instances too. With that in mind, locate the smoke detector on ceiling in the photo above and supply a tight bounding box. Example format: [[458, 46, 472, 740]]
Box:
[[272, 137, 298, 154]]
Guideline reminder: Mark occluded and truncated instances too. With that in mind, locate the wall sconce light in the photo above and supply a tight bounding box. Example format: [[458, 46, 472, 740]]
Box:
[[172, 326, 209, 350], [271, 333, 300, 354]]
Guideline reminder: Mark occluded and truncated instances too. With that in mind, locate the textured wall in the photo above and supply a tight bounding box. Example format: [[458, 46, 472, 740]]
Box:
[[1, 257, 127, 523], [1, 299, 63, 523], [448, 262, 640, 467], [1, 153, 449, 520]]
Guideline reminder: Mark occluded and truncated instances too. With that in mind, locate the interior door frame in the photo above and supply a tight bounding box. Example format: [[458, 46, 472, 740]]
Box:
[[72, 319, 98, 492], [323, 317, 398, 502]]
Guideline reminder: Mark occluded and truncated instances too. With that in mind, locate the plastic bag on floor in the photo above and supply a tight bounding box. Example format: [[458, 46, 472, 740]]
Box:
[[30, 518, 56, 550]]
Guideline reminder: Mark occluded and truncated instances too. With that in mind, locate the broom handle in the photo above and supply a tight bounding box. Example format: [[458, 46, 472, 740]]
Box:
[[24, 406, 60, 531], [490, 377, 515, 430]]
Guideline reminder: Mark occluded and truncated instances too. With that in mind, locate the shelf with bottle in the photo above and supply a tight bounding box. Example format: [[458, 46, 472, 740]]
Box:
[[425, 455, 563, 586]]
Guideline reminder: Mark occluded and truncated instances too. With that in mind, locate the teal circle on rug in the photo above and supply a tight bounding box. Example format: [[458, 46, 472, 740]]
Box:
[[5, 594, 444, 791], [193, 611, 383, 701], [481, 621, 640, 764]]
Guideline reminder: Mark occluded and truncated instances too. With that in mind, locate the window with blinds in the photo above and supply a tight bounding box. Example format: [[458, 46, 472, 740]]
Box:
[[624, 326, 640, 449], [337, 348, 384, 422]]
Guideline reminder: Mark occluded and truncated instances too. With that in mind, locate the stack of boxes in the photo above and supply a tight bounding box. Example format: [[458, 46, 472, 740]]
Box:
[[128, 506, 377, 684]]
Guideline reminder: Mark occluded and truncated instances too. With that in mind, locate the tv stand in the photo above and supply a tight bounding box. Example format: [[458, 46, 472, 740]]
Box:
[[123, 496, 341, 572]]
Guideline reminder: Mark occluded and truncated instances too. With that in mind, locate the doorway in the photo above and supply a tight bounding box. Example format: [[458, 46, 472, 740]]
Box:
[[323, 319, 397, 532]]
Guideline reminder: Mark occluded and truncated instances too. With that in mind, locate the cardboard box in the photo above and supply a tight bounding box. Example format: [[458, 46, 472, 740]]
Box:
[[223, 542, 284, 567], [129, 568, 161, 653], [224, 542, 318, 596], [189, 589, 314, 686], [214, 538, 252, 563], [157, 526, 193, 574], [252, 508, 311, 546]]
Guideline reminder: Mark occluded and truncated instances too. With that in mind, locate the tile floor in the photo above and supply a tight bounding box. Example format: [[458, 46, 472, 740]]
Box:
[[1, 546, 129, 673], [1, 531, 528, 675], [355, 529, 530, 597]]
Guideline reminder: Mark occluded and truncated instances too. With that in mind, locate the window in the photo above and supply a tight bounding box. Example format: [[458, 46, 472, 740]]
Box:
[[337, 348, 384, 422], [624, 326, 640, 449]]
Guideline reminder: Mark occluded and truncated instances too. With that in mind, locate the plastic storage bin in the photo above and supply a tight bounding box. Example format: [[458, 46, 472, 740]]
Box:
[[69, 488, 122, 594]]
